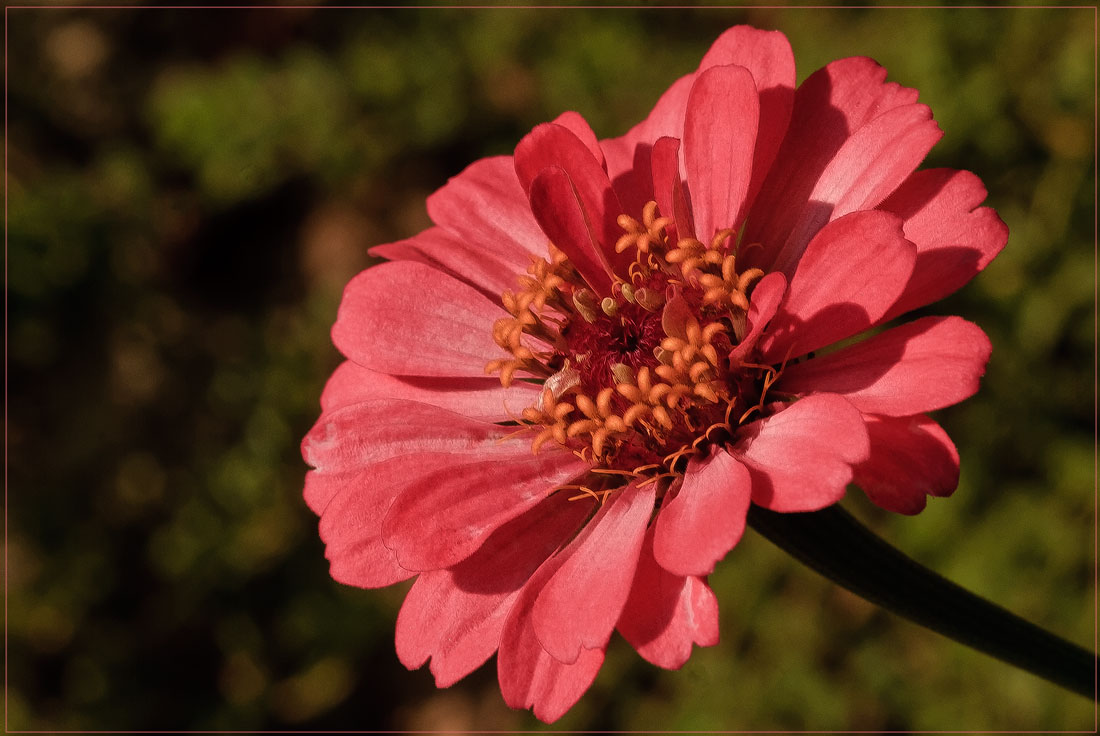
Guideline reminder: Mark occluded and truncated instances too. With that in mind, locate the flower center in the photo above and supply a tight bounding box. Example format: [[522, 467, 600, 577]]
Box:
[[486, 201, 780, 498]]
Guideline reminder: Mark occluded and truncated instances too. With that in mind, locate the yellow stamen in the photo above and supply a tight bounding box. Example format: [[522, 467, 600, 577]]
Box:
[[489, 200, 782, 487]]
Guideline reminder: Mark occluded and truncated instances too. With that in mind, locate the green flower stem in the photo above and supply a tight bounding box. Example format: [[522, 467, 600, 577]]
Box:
[[746, 503, 1096, 698]]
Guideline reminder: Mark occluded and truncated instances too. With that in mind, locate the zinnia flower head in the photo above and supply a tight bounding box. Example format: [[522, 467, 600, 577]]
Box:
[[303, 25, 1007, 723]]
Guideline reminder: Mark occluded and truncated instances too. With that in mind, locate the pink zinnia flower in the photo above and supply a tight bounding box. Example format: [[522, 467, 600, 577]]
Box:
[[303, 26, 1007, 723]]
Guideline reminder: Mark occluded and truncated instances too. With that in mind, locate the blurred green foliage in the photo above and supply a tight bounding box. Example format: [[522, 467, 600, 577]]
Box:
[[7, 5, 1094, 731]]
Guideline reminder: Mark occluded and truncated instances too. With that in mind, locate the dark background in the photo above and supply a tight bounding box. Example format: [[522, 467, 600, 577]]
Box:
[[7, 5, 1095, 731]]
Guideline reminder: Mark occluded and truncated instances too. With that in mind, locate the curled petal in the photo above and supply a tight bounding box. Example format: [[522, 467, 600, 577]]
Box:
[[532, 482, 656, 664], [760, 210, 916, 362], [498, 532, 606, 724], [879, 168, 1009, 320], [527, 166, 615, 295], [729, 271, 786, 364], [735, 393, 870, 512], [515, 123, 629, 278], [618, 526, 720, 669], [317, 454, 485, 589], [395, 491, 590, 687], [552, 110, 606, 170], [854, 413, 960, 515], [653, 448, 751, 577], [307, 405, 541, 581]]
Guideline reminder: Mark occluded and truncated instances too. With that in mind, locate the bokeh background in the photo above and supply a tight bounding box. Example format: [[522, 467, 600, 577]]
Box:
[[7, 4, 1095, 731]]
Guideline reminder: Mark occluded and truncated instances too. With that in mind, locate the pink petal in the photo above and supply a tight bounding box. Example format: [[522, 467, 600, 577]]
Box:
[[395, 491, 590, 687], [552, 110, 606, 171], [684, 64, 759, 240], [878, 168, 1009, 320], [497, 543, 605, 724], [527, 166, 614, 295], [830, 105, 943, 213], [305, 398, 536, 576], [617, 527, 720, 669], [661, 290, 695, 341], [382, 450, 588, 571], [603, 25, 795, 199], [302, 399, 522, 476], [744, 57, 920, 268], [425, 155, 546, 263], [650, 136, 685, 243], [371, 226, 523, 304], [778, 316, 993, 416], [729, 271, 786, 365], [303, 467, 352, 516], [324, 500, 412, 588], [769, 104, 942, 275], [652, 449, 751, 576], [318, 360, 387, 411], [532, 482, 656, 664], [317, 454, 464, 589], [698, 24, 794, 78], [318, 360, 541, 422], [696, 25, 796, 215], [515, 123, 628, 276], [734, 393, 869, 512], [853, 413, 960, 515], [759, 210, 916, 363], [332, 261, 506, 377]]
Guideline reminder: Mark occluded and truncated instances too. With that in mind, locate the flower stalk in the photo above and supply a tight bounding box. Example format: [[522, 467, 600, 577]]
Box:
[[747, 503, 1096, 698]]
